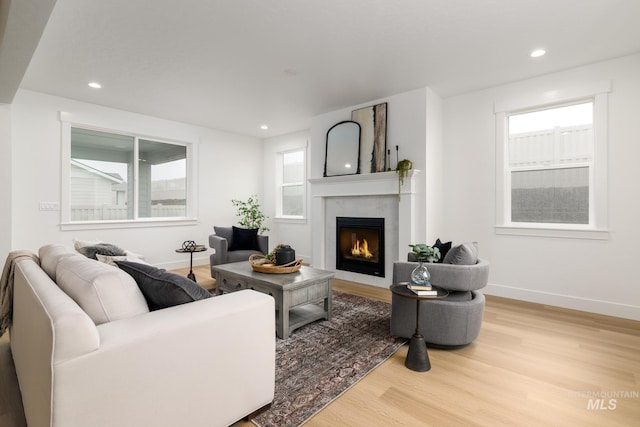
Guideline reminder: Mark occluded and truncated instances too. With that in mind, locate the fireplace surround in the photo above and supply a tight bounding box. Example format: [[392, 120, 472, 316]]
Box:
[[309, 170, 420, 287]]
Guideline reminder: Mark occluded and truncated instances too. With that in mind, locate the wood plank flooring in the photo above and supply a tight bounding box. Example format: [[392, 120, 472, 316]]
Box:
[[2, 264, 639, 427]]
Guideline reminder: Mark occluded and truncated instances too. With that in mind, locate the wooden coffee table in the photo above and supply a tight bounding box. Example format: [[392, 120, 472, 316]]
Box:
[[211, 261, 334, 339]]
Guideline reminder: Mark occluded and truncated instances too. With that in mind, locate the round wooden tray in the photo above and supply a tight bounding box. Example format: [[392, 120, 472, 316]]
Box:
[[249, 254, 302, 274]]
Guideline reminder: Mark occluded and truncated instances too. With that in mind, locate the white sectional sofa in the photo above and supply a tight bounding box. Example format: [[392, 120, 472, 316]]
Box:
[[10, 245, 275, 427]]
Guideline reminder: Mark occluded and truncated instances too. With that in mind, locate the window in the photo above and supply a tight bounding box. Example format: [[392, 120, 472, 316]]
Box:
[[64, 126, 194, 226], [508, 102, 592, 225], [495, 81, 609, 239], [278, 149, 305, 218]]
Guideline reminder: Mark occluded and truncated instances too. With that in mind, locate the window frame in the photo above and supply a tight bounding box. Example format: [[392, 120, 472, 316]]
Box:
[[275, 148, 306, 221], [60, 114, 198, 230], [494, 81, 610, 240]]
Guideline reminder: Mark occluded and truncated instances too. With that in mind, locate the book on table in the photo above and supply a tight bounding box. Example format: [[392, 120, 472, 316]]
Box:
[[407, 284, 438, 296]]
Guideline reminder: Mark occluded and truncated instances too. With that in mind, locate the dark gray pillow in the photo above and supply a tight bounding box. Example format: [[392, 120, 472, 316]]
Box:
[[115, 261, 211, 310], [443, 242, 478, 265], [78, 243, 127, 260], [432, 238, 452, 263]]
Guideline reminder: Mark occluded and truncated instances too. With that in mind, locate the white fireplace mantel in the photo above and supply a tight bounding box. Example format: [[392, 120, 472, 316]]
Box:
[[308, 170, 420, 285], [308, 169, 419, 198]]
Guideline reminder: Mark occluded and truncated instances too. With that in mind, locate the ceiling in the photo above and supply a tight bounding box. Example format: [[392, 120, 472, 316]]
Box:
[[4, 0, 640, 138]]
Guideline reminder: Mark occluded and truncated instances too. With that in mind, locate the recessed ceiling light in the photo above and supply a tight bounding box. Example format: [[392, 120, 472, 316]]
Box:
[[260, 125, 269, 130], [530, 49, 546, 58], [88, 81, 102, 89]]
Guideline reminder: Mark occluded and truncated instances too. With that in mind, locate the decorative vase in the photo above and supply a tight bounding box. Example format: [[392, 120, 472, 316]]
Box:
[[274, 245, 296, 266], [410, 260, 431, 286]]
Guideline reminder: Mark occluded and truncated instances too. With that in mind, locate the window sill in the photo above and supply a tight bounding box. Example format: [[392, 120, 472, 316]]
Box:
[[273, 217, 307, 224], [495, 225, 609, 240], [60, 218, 198, 231]]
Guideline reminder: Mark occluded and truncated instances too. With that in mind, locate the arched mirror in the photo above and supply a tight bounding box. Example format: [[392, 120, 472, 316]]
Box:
[[324, 121, 361, 177]]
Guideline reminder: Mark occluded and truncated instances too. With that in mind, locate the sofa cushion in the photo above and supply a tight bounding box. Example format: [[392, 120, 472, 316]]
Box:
[[443, 242, 478, 265], [432, 238, 452, 263], [39, 244, 76, 281], [115, 261, 212, 310], [228, 226, 260, 251], [56, 256, 150, 325], [77, 243, 127, 260]]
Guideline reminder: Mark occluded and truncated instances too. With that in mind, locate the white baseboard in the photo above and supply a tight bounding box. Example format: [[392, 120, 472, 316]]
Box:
[[484, 283, 640, 321], [157, 256, 211, 271]]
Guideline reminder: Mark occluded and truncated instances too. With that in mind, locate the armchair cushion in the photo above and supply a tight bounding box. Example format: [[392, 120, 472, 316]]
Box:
[[229, 226, 260, 251], [116, 261, 212, 310]]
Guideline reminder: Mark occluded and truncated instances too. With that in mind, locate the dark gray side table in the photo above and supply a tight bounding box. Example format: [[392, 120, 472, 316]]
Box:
[[175, 246, 207, 282], [390, 283, 449, 372]]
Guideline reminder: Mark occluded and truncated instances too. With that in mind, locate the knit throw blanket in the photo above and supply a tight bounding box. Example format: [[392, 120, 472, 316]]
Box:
[[0, 251, 40, 336]]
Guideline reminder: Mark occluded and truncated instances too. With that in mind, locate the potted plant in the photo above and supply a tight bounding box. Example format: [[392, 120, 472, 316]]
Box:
[[409, 243, 440, 263], [231, 195, 269, 234], [408, 243, 440, 286], [396, 159, 413, 198]]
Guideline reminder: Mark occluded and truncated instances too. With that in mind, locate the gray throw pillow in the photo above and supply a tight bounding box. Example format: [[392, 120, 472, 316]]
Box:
[[115, 261, 212, 310], [78, 243, 127, 260], [443, 242, 478, 265]]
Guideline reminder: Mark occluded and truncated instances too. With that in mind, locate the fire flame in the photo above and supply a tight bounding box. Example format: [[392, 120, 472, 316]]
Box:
[[351, 239, 373, 259]]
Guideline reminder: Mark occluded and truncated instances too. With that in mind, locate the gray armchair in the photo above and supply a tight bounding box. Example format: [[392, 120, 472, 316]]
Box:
[[209, 226, 269, 275], [390, 256, 489, 348]]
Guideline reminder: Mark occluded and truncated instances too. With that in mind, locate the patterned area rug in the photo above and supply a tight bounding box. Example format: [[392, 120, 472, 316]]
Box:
[[251, 291, 406, 427]]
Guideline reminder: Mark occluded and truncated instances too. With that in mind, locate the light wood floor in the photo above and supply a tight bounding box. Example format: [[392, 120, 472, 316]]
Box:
[[2, 265, 639, 426]]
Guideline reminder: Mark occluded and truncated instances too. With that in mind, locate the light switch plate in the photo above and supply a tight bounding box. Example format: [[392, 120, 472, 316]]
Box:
[[39, 202, 60, 211]]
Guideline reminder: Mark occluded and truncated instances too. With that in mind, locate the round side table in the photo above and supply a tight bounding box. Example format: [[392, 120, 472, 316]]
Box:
[[390, 283, 449, 372], [175, 245, 207, 282]]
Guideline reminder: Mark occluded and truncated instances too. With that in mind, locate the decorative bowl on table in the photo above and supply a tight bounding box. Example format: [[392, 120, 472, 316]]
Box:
[[249, 254, 302, 273]]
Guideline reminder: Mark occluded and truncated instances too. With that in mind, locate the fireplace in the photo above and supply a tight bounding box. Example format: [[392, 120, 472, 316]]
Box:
[[336, 217, 385, 277]]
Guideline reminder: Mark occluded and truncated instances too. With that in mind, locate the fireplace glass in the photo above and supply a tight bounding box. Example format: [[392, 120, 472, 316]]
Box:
[[336, 217, 385, 277]]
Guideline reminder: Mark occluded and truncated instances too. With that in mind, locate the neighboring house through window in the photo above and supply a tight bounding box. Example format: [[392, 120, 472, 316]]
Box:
[[494, 81, 609, 239]]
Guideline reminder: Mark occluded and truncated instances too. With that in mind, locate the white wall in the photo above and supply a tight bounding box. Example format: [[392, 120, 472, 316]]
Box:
[[443, 54, 640, 320], [262, 130, 311, 261], [425, 87, 444, 243], [0, 104, 11, 257], [9, 90, 264, 269]]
